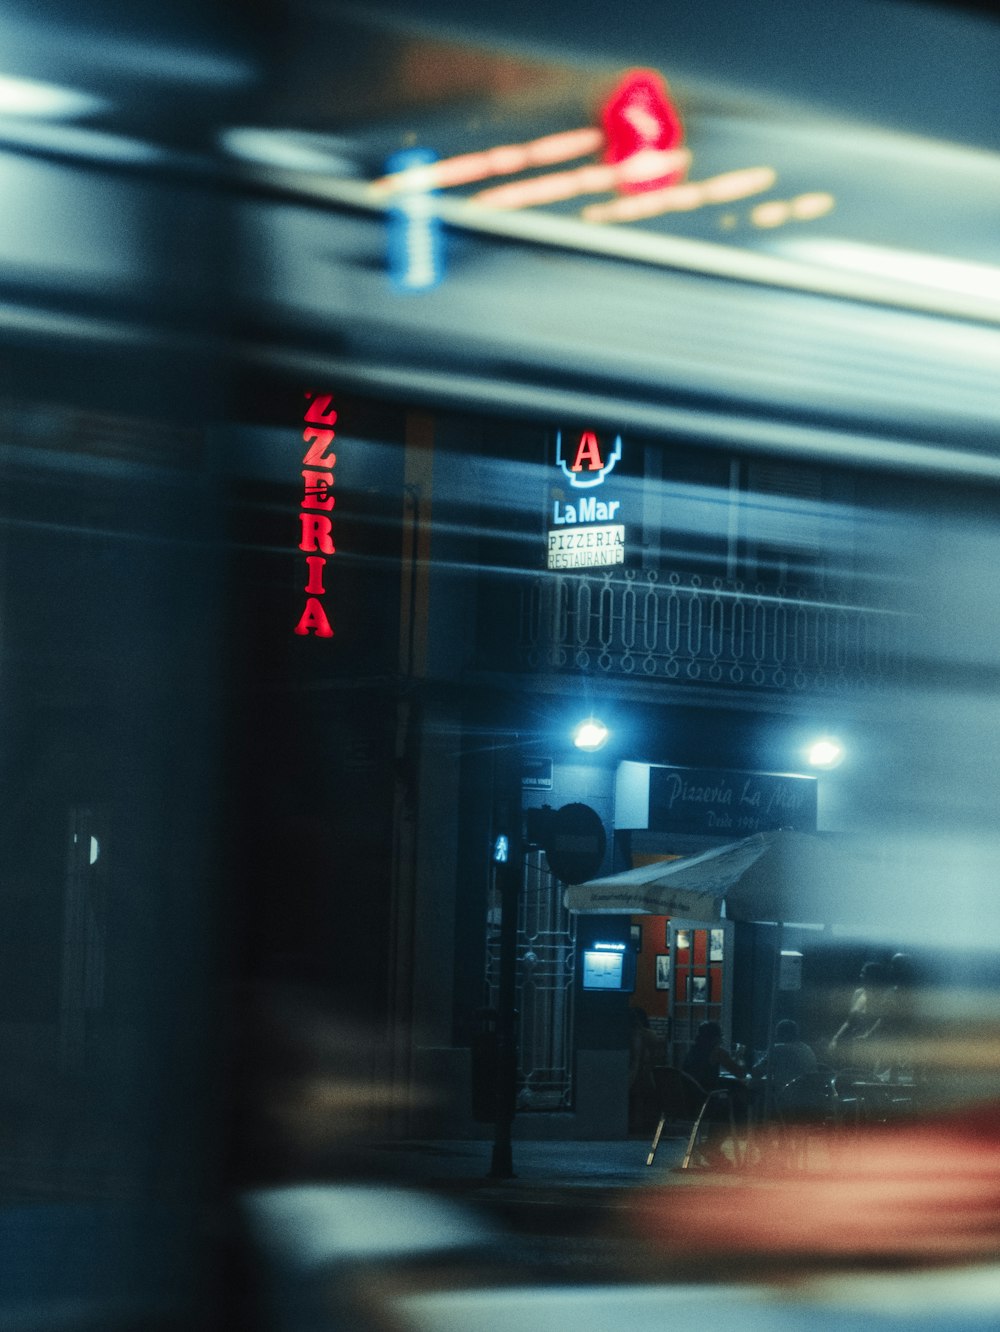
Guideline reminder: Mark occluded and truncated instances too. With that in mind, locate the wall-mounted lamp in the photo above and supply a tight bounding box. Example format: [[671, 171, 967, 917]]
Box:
[[573, 717, 609, 752], [806, 737, 845, 769]]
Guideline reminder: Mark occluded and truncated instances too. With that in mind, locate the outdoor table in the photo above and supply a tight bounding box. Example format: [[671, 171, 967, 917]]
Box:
[[838, 1077, 916, 1125]]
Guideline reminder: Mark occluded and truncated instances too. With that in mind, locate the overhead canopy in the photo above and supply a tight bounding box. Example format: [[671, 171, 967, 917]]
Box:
[[564, 829, 859, 925]]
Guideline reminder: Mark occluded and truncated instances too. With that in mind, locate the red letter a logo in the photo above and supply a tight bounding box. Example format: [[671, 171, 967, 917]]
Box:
[[571, 432, 605, 473]]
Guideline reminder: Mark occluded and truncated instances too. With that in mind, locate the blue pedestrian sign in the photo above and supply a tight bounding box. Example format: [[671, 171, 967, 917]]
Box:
[[384, 147, 444, 292]]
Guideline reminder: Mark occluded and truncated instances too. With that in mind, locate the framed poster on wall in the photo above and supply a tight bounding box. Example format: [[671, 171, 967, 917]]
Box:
[[655, 955, 670, 990]]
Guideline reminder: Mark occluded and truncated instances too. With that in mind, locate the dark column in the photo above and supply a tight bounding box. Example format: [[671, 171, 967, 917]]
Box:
[[489, 737, 522, 1179]]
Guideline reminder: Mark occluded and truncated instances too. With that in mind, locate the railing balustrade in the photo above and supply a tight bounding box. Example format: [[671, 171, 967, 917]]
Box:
[[516, 569, 907, 692]]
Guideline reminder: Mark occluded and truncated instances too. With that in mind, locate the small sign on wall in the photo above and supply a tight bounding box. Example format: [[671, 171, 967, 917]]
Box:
[[779, 950, 803, 991], [522, 757, 554, 790], [547, 524, 625, 570]]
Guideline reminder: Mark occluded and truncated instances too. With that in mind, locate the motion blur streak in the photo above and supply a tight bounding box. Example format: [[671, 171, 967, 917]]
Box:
[[253, 168, 1000, 326], [0, 120, 179, 164], [634, 1103, 1000, 1266], [470, 147, 692, 208], [582, 165, 777, 222], [2, 4, 1000, 1332], [0, 73, 104, 117], [780, 238, 1000, 303], [244, 348, 1000, 484], [373, 127, 605, 193]]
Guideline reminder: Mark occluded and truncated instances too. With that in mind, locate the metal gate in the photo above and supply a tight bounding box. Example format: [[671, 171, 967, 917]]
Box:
[[485, 850, 576, 1111]]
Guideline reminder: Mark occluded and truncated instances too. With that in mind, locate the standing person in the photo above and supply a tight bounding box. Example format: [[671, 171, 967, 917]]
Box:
[[827, 960, 891, 1066], [880, 951, 921, 1082]]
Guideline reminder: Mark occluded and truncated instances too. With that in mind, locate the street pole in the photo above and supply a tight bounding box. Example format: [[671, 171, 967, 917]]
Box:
[[489, 736, 522, 1179]]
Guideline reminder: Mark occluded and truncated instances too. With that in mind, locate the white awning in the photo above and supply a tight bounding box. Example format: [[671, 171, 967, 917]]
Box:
[[565, 829, 855, 924]]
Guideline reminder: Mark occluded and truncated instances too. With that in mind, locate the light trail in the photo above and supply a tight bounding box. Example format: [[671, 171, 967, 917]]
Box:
[[246, 166, 1000, 330], [583, 166, 778, 223], [469, 147, 691, 209], [371, 126, 604, 195], [751, 192, 836, 229]]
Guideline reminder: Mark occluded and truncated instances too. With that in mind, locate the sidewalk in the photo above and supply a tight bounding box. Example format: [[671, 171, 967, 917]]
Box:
[[367, 1134, 686, 1195]]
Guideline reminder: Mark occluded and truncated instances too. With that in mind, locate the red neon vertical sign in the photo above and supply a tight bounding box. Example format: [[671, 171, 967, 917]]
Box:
[[294, 391, 337, 637]]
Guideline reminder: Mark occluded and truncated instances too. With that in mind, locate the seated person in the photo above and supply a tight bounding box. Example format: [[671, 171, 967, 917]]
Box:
[[683, 1019, 746, 1091], [753, 1019, 823, 1119], [752, 1019, 818, 1089], [682, 1021, 748, 1165]]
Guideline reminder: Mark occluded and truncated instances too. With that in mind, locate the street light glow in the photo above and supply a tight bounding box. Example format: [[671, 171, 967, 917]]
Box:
[[807, 737, 845, 769], [573, 717, 609, 751]]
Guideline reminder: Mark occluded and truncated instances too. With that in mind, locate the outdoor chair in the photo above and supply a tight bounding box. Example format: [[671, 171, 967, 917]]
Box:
[[646, 1066, 740, 1169], [772, 1068, 841, 1169]]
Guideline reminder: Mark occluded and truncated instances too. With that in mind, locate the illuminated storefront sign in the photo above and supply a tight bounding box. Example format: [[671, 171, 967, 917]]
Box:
[[555, 429, 622, 487], [294, 391, 337, 638], [547, 428, 627, 570], [548, 525, 625, 569]]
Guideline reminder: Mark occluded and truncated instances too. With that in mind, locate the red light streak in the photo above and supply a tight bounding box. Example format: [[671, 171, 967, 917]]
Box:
[[471, 147, 691, 210], [791, 192, 835, 220], [366, 67, 831, 242], [372, 127, 604, 195], [582, 165, 777, 223], [633, 1101, 1000, 1267], [750, 191, 836, 229]]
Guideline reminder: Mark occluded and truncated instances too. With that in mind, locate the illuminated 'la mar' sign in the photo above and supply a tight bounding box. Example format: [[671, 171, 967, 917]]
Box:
[[294, 391, 337, 638], [548, 430, 626, 571]]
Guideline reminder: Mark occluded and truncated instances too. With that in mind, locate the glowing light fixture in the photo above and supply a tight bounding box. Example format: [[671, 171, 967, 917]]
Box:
[[806, 737, 845, 769], [573, 717, 609, 751]]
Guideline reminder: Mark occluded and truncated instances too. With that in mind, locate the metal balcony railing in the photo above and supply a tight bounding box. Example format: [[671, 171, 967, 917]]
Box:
[[516, 569, 907, 692]]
